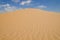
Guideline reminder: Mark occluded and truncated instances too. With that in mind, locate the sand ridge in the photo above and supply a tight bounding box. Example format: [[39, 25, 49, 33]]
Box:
[[0, 8, 60, 40]]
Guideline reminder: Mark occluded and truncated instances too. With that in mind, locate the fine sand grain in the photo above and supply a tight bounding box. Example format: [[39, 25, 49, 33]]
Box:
[[0, 8, 60, 40]]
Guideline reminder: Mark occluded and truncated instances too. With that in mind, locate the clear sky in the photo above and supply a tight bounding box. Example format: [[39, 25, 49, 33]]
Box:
[[0, 0, 60, 13]]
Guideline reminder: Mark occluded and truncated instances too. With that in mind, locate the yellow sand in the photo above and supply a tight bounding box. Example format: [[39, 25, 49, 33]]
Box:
[[0, 8, 60, 40]]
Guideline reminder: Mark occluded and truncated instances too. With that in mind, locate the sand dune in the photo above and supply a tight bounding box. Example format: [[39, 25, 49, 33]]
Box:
[[0, 8, 60, 40]]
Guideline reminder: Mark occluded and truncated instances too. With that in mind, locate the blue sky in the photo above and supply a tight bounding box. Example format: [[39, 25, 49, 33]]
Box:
[[0, 0, 60, 13]]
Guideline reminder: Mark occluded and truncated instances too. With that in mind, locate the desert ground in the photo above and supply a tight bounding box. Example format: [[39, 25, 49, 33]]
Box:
[[0, 8, 60, 40]]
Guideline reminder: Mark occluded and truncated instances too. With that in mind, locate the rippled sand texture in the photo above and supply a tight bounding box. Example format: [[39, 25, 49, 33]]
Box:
[[0, 8, 60, 40]]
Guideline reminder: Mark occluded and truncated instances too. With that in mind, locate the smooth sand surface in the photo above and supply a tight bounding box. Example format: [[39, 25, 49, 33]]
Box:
[[0, 8, 60, 40]]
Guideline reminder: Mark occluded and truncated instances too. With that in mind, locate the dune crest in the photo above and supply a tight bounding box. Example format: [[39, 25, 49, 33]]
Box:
[[0, 8, 60, 40]]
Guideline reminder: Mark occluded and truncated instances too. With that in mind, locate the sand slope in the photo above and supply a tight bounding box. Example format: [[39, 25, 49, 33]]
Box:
[[0, 8, 60, 40]]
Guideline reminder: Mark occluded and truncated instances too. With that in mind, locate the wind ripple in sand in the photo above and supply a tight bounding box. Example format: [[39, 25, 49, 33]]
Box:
[[0, 25, 60, 40]]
